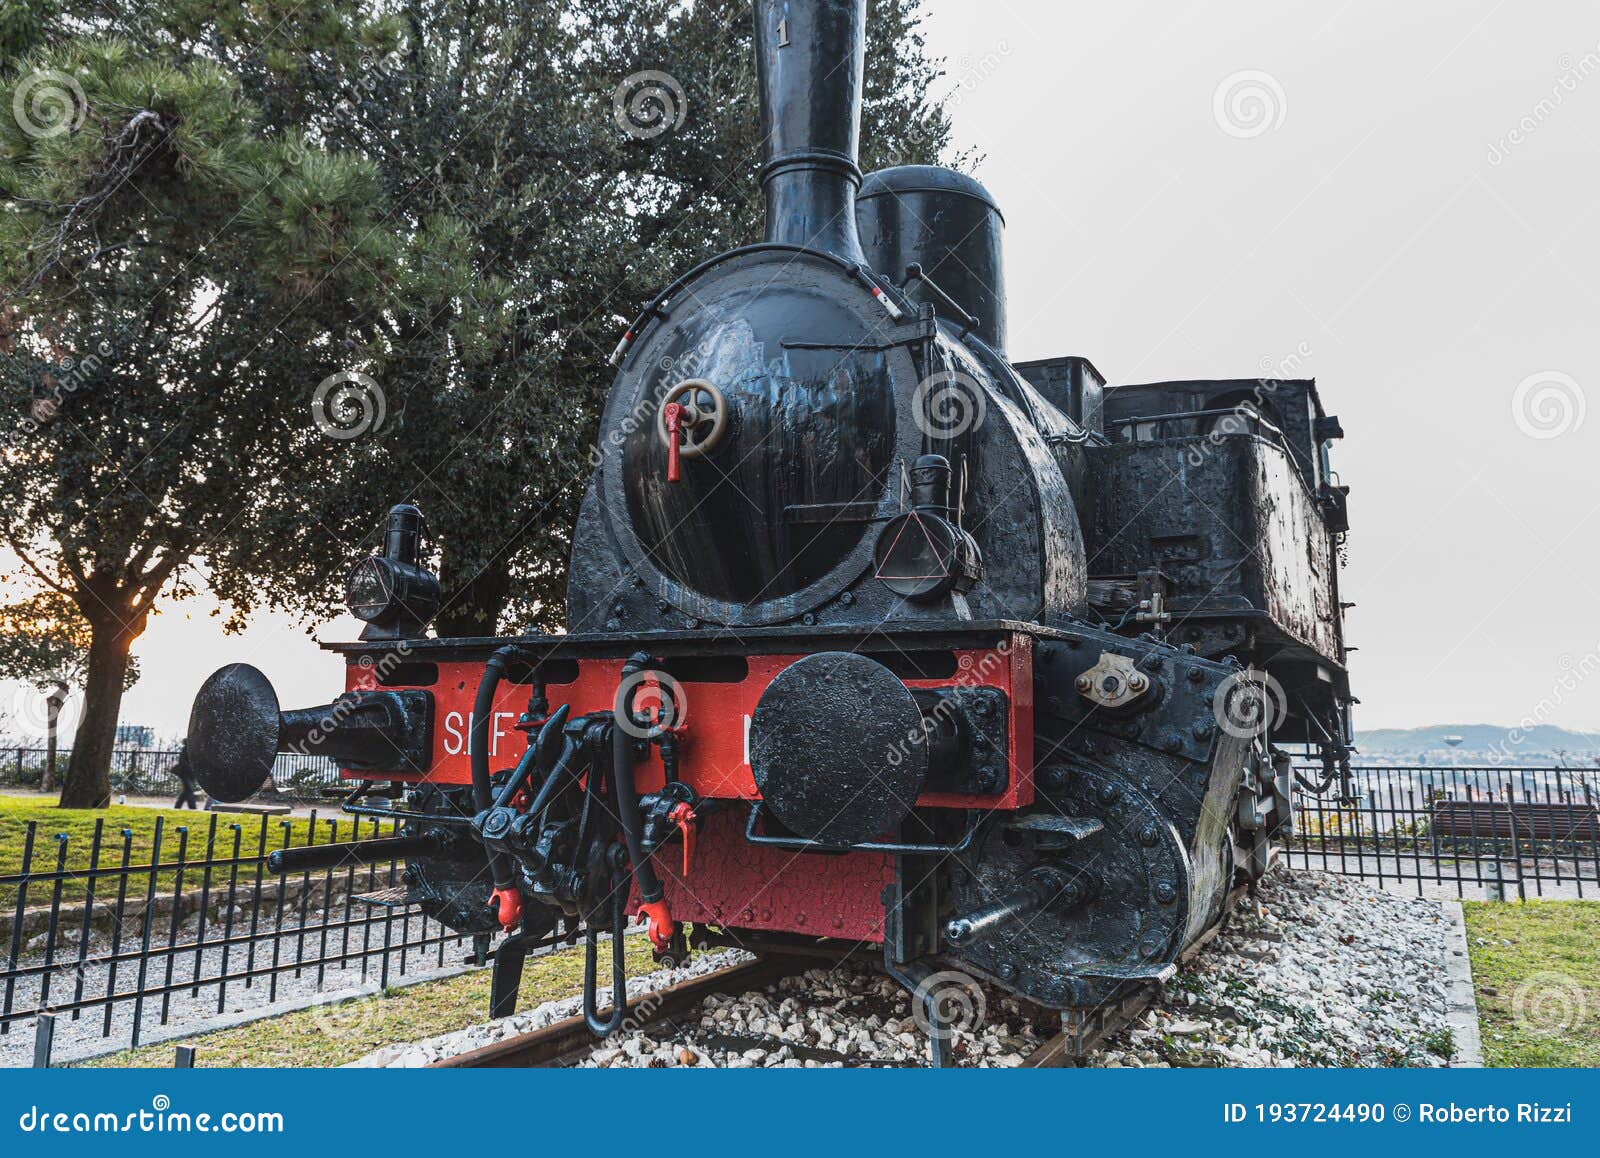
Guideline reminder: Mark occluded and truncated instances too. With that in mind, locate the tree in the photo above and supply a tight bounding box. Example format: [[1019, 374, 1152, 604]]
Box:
[[0, 23, 393, 806], [187, 0, 962, 636], [1, 0, 959, 805], [0, 586, 137, 789]]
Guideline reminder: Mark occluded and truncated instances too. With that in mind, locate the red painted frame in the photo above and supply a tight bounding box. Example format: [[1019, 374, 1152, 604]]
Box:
[[343, 634, 1034, 941], [345, 635, 1035, 811]]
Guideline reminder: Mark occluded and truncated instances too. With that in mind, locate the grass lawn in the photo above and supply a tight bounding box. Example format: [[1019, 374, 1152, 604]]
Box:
[[1, 794, 394, 906], [1462, 900, 1600, 1067], [81, 937, 658, 1068]]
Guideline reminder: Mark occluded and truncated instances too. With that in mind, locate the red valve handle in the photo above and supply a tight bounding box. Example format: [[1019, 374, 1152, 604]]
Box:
[[668, 801, 697, 878], [663, 401, 684, 483]]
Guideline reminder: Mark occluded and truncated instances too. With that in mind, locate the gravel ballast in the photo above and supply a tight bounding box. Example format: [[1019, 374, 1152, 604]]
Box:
[[353, 866, 1465, 1069]]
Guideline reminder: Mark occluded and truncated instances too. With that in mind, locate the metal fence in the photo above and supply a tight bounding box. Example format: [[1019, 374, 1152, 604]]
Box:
[[1, 810, 476, 1065], [1287, 765, 1600, 899], [0, 747, 346, 800], [4, 760, 1598, 1065]]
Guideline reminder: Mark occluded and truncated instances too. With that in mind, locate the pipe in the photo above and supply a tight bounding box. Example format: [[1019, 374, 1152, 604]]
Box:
[[752, 0, 866, 262], [945, 869, 1088, 947], [612, 654, 664, 905], [471, 645, 521, 891], [583, 882, 628, 1036], [267, 832, 442, 875]]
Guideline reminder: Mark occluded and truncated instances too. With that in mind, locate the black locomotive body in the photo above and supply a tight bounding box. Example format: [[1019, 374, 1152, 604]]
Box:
[[186, 0, 1353, 1060]]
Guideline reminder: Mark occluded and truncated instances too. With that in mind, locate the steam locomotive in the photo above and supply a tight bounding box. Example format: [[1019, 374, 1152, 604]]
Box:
[[187, 0, 1353, 1063]]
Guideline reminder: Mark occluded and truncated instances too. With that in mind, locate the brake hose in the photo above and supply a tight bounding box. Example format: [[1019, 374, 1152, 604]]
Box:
[[611, 705, 664, 907], [471, 644, 522, 892]]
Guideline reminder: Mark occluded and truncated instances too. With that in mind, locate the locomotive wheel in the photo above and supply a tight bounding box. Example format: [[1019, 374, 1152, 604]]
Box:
[[947, 762, 1192, 1009]]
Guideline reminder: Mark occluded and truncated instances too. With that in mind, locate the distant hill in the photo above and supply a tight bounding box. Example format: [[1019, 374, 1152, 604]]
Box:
[[1355, 723, 1600, 760]]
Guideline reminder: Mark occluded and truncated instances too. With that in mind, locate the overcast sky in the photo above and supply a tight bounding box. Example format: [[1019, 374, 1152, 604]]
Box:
[[8, 0, 1600, 743]]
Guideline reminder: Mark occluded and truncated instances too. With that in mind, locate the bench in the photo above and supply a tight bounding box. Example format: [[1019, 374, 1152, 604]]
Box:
[[1429, 799, 1600, 844]]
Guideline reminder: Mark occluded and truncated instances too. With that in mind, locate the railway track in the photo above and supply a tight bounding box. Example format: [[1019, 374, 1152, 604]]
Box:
[[430, 955, 815, 1068], [436, 887, 1248, 1069], [434, 954, 1163, 1070]]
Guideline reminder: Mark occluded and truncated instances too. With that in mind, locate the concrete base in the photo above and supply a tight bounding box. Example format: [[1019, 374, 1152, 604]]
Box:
[[1440, 901, 1485, 1067]]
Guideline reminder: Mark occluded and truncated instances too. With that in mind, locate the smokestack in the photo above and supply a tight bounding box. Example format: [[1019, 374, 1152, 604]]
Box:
[[752, 0, 867, 263]]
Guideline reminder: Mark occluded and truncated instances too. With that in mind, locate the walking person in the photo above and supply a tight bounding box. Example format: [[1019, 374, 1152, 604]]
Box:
[[172, 740, 200, 809]]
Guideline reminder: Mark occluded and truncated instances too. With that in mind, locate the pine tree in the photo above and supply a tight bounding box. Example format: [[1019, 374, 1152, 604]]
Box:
[[0, 16, 393, 805]]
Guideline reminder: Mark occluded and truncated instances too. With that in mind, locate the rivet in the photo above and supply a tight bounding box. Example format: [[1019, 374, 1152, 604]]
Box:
[[839, 591, 855, 606], [1075, 675, 1091, 693], [1138, 823, 1159, 847], [1155, 881, 1178, 904], [1097, 782, 1119, 804], [1187, 668, 1204, 683], [802, 612, 816, 625]]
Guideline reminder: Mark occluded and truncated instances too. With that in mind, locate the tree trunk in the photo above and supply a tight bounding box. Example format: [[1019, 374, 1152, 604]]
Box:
[[434, 553, 512, 639], [58, 625, 134, 809], [42, 680, 67, 794]]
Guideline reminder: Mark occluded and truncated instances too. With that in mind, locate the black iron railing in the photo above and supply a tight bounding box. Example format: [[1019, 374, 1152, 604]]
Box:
[[3, 761, 1597, 1065], [1, 810, 476, 1064], [1288, 764, 1600, 899]]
